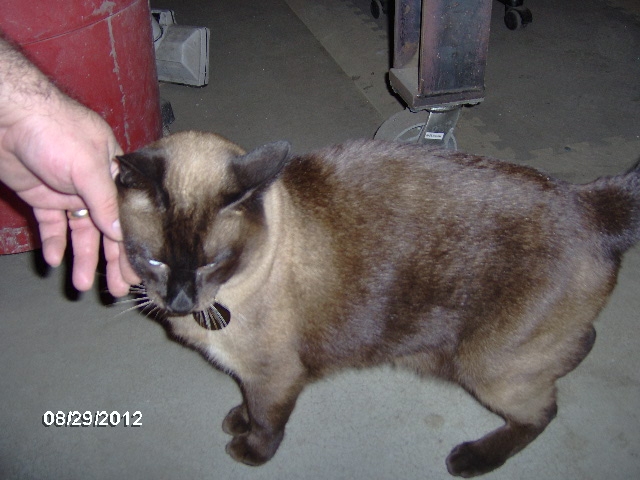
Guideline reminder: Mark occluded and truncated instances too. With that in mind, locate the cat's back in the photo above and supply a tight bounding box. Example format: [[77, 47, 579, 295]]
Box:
[[281, 139, 566, 224]]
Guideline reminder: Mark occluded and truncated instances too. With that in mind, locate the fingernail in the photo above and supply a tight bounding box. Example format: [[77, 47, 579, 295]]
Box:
[[112, 219, 123, 238]]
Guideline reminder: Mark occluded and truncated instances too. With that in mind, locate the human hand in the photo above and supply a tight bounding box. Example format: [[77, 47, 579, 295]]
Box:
[[0, 37, 140, 296], [0, 77, 140, 296]]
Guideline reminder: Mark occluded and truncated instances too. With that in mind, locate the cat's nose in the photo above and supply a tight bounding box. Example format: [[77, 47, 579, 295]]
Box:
[[167, 288, 195, 315]]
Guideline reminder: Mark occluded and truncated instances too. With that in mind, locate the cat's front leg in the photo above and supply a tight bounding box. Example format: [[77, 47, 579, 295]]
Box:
[[224, 376, 305, 466]]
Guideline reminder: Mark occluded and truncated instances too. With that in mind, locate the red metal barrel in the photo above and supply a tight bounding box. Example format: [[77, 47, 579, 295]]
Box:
[[1, 0, 162, 254]]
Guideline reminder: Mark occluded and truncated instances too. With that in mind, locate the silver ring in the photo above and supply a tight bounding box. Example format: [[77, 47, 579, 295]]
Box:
[[68, 209, 90, 219]]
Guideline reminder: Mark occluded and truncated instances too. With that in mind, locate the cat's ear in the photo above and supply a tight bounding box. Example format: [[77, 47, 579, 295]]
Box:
[[231, 141, 291, 192], [116, 149, 166, 190]]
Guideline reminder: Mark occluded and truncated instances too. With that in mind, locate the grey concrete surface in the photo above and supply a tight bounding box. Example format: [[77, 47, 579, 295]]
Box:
[[1, 0, 639, 479]]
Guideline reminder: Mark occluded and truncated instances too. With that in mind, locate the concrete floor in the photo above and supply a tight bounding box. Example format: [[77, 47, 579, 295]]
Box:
[[1, 0, 640, 478]]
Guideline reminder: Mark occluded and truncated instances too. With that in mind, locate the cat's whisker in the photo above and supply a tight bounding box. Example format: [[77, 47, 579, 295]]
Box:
[[110, 296, 146, 305], [191, 304, 230, 331], [128, 290, 148, 297], [203, 307, 215, 330], [212, 305, 228, 329], [214, 308, 226, 330], [206, 310, 216, 330], [134, 298, 154, 309], [139, 308, 156, 320], [107, 282, 166, 320], [201, 309, 213, 330], [116, 303, 151, 316], [145, 304, 166, 321], [111, 296, 154, 316], [209, 303, 229, 330], [128, 284, 148, 294]]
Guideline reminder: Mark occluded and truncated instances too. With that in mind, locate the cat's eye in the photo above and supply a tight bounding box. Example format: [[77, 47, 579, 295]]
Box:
[[197, 261, 217, 274], [148, 259, 165, 267], [196, 261, 219, 280]]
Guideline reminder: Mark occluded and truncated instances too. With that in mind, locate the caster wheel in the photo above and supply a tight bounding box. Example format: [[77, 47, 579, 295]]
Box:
[[375, 109, 430, 143], [504, 8, 521, 30], [370, 0, 383, 19], [374, 109, 458, 150], [504, 7, 532, 30]]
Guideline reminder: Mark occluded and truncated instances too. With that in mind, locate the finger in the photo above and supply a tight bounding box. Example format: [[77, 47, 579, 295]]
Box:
[[110, 155, 122, 179], [72, 135, 124, 243], [103, 237, 129, 297], [75, 170, 123, 243], [32, 208, 68, 267], [16, 183, 87, 213], [103, 238, 139, 297], [68, 216, 101, 291], [118, 241, 141, 285]]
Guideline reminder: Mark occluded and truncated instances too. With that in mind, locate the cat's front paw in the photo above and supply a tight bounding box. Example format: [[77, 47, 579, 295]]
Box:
[[446, 441, 506, 478], [225, 430, 284, 466], [222, 404, 250, 435]]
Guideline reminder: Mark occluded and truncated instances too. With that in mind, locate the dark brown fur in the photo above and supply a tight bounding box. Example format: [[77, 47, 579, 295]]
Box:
[[116, 131, 640, 477]]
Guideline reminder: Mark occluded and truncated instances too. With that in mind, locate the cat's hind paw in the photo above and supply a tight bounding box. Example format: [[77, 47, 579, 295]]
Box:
[[446, 441, 507, 478], [222, 404, 250, 435]]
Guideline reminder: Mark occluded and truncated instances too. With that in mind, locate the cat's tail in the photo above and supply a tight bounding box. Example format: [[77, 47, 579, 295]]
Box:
[[579, 160, 640, 254]]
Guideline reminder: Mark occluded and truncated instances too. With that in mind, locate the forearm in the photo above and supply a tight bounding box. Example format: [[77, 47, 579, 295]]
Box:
[[0, 34, 69, 184], [0, 35, 61, 127]]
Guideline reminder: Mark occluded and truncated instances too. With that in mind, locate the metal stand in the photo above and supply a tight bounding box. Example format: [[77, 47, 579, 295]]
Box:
[[375, 0, 492, 149], [375, 106, 461, 149]]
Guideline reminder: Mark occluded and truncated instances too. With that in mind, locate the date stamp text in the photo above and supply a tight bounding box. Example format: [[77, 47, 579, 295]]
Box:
[[42, 411, 142, 427]]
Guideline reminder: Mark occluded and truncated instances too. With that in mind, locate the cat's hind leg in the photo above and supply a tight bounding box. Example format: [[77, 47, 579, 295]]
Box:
[[447, 327, 596, 477], [446, 393, 557, 477]]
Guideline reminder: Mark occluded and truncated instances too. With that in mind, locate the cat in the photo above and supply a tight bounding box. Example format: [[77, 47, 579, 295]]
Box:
[[116, 131, 640, 477]]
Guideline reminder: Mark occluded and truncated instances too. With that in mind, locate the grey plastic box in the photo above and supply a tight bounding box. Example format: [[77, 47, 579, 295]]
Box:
[[155, 25, 210, 87]]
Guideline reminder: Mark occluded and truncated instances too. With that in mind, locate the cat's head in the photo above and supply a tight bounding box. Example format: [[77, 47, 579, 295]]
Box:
[[115, 131, 290, 317]]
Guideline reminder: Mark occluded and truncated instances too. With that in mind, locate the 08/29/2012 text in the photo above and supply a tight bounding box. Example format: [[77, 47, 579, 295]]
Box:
[[42, 411, 142, 427]]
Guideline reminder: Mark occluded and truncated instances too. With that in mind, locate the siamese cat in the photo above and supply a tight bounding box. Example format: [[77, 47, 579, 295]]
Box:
[[116, 131, 640, 477]]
